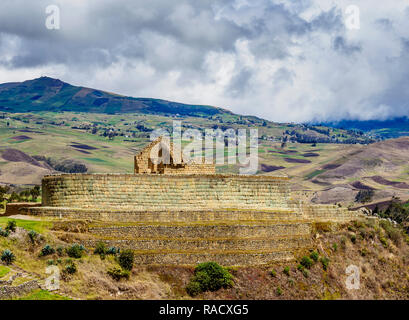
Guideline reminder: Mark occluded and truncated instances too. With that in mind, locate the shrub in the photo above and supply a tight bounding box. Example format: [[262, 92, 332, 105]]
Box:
[[320, 257, 330, 271], [276, 287, 283, 296], [94, 242, 107, 255], [64, 262, 77, 275], [314, 222, 331, 233], [94, 242, 107, 259], [8, 192, 20, 203], [350, 235, 356, 244], [380, 237, 388, 248], [107, 267, 130, 281], [28, 230, 38, 244], [186, 262, 234, 296], [5, 220, 16, 233], [56, 246, 64, 256], [1, 249, 15, 265], [310, 251, 319, 262], [359, 227, 368, 239], [118, 249, 134, 271], [194, 262, 234, 291], [332, 243, 338, 252], [283, 266, 290, 276], [186, 280, 202, 296], [66, 244, 85, 258], [47, 259, 55, 266], [0, 227, 9, 237], [107, 247, 119, 255], [300, 256, 314, 269], [378, 198, 409, 225], [340, 237, 347, 249], [302, 269, 309, 278], [380, 220, 402, 246], [353, 220, 365, 229], [40, 244, 55, 257], [355, 190, 374, 203], [270, 269, 276, 277]]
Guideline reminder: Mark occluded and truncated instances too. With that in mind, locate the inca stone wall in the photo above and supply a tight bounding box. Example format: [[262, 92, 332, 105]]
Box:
[[5, 203, 41, 216], [22, 173, 362, 266], [41, 174, 291, 210], [0, 280, 39, 299]]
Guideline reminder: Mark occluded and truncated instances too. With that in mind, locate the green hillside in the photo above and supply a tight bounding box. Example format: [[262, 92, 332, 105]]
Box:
[[0, 77, 227, 117]]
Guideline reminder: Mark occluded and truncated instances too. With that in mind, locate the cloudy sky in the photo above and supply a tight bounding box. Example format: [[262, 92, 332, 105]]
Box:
[[0, 0, 409, 122]]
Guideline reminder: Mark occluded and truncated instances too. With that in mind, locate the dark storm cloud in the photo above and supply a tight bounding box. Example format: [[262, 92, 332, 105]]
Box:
[[0, 0, 247, 70], [0, 0, 408, 122]]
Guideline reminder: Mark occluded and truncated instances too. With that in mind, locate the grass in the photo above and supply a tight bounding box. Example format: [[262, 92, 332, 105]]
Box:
[[81, 157, 107, 163], [0, 265, 10, 278], [304, 169, 326, 180], [12, 277, 33, 286], [16, 289, 71, 300], [0, 217, 51, 234]]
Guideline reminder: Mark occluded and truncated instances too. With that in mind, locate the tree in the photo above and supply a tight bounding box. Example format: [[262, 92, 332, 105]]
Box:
[[372, 205, 379, 214], [118, 249, 134, 271], [30, 186, 41, 202], [8, 192, 20, 203], [355, 190, 374, 203], [380, 198, 409, 225], [0, 186, 9, 206], [186, 262, 234, 296], [19, 190, 30, 201]]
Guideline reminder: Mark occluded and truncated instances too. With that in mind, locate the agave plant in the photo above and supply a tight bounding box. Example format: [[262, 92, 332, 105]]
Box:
[[0, 227, 9, 237], [40, 244, 55, 257], [1, 249, 16, 265], [5, 220, 17, 233], [28, 230, 38, 244], [107, 247, 119, 255]]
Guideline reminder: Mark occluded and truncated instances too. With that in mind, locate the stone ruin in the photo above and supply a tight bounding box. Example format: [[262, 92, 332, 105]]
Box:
[[134, 136, 215, 174], [20, 138, 363, 266]]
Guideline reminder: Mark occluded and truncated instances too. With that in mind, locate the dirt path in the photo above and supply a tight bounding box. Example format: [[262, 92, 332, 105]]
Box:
[[4, 215, 43, 221]]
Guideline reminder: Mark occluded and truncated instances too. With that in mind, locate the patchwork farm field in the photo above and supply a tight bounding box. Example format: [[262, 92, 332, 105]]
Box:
[[0, 111, 408, 207], [0, 111, 355, 176]]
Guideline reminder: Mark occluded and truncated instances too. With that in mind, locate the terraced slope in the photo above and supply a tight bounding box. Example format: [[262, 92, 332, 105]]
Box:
[[23, 173, 360, 266]]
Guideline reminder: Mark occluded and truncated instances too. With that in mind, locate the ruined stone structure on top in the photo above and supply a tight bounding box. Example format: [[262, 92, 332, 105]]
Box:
[[21, 137, 363, 266], [134, 136, 215, 174]]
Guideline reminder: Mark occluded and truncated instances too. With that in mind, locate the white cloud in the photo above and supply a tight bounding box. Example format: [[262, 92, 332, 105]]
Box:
[[0, 0, 408, 122]]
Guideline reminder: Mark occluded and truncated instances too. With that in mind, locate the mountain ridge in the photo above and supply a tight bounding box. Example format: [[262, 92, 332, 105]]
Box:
[[314, 117, 409, 139], [0, 76, 231, 117], [1, 76, 408, 140]]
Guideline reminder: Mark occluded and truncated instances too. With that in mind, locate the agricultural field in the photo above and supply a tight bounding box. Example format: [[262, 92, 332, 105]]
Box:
[[0, 111, 408, 207]]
